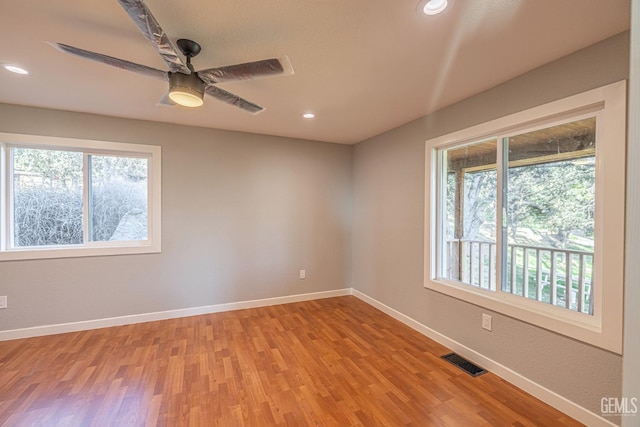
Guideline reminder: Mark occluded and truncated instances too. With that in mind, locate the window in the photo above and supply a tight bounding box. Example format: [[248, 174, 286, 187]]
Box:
[[1, 134, 161, 260], [425, 81, 626, 353]]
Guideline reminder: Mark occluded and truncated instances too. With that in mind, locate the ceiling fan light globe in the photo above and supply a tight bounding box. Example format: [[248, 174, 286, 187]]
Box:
[[169, 88, 204, 107], [169, 72, 205, 107]]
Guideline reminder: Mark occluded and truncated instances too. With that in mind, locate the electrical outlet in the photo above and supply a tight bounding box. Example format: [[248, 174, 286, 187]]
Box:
[[482, 313, 492, 331], [299, 269, 306, 279], [0, 296, 7, 309]]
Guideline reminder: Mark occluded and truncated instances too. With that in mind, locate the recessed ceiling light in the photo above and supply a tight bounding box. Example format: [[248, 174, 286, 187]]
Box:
[[3, 65, 29, 75], [419, 0, 448, 15], [302, 113, 315, 119]]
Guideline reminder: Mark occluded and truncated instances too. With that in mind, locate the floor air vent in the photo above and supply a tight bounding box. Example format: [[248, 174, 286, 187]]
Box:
[[441, 353, 487, 377]]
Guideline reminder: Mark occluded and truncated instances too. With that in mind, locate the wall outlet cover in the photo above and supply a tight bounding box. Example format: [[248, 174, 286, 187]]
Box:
[[482, 313, 492, 331]]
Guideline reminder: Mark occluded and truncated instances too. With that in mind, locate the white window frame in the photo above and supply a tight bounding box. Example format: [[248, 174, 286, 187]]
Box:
[[0, 133, 161, 261], [424, 81, 626, 354]]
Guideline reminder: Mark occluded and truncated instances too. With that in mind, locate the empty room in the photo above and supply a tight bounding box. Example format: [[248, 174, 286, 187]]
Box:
[[1, 0, 638, 426]]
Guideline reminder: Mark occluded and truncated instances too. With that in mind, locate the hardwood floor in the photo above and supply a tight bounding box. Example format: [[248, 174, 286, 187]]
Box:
[[0, 296, 582, 426]]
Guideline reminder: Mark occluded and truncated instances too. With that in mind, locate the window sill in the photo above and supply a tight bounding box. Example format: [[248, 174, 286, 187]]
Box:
[[0, 241, 161, 262]]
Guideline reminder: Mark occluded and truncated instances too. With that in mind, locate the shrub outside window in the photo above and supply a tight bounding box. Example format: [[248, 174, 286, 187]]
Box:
[[425, 81, 626, 353], [1, 134, 161, 260]]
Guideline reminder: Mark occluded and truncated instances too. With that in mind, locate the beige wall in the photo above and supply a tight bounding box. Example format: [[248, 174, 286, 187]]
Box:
[[623, 4, 640, 426], [0, 106, 352, 330], [352, 32, 629, 417]]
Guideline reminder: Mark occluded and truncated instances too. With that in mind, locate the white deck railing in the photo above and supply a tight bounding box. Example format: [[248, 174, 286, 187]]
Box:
[[446, 240, 593, 314]]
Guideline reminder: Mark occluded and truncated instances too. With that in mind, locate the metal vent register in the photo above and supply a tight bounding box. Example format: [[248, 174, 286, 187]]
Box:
[[441, 353, 487, 377]]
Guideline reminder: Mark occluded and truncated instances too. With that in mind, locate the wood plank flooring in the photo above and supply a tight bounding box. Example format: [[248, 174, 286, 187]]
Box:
[[0, 296, 583, 426]]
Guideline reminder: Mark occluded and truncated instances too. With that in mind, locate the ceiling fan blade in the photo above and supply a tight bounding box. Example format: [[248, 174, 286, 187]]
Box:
[[204, 85, 264, 114], [50, 42, 167, 81], [197, 56, 294, 85], [156, 91, 175, 107], [117, 0, 190, 74]]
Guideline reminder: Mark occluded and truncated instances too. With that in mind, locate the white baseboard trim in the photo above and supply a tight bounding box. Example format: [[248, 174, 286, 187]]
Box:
[[0, 288, 352, 342], [351, 289, 617, 427]]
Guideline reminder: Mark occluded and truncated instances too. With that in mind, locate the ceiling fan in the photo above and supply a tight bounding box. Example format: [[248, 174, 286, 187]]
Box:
[[51, 0, 293, 113]]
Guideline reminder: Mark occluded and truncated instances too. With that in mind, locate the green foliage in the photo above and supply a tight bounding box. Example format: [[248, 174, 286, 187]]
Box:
[[14, 147, 82, 189], [91, 155, 148, 183], [459, 158, 595, 250], [507, 160, 594, 248]]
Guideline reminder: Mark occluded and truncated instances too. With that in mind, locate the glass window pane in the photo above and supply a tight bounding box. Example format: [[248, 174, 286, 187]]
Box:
[[90, 155, 148, 242], [439, 139, 497, 290], [505, 117, 595, 314], [12, 147, 83, 246]]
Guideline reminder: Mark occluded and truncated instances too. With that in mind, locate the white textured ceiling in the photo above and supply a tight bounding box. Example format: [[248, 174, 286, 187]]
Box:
[[0, 0, 631, 144]]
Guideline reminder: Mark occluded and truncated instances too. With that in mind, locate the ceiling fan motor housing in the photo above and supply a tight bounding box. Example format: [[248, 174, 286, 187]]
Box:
[[169, 72, 205, 107]]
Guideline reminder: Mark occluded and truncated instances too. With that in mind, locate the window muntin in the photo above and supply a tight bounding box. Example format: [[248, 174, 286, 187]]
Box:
[[425, 81, 626, 353], [0, 134, 161, 260]]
